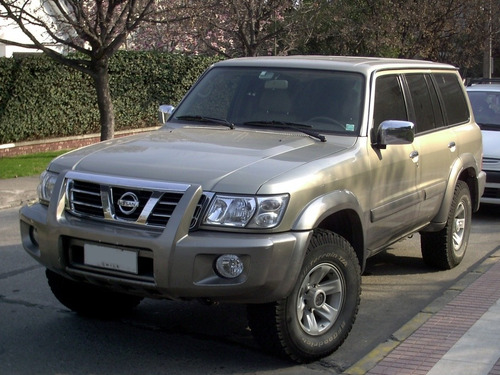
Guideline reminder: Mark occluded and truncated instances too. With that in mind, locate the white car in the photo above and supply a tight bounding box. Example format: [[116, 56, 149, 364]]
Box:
[[467, 82, 500, 205]]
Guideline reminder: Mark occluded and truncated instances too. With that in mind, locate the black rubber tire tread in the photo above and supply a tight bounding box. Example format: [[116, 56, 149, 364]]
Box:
[[46, 269, 142, 318], [420, 180, 471, 270], [247, 229, 361, 363]]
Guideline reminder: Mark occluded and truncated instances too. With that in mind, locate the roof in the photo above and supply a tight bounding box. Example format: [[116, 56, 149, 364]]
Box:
[[214, 56, 457, 74], [466, 83, 500, 92]]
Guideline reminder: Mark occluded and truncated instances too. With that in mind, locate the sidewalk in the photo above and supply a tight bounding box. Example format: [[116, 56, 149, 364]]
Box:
[[1, 177, 500, 375], [345, 249, 500, 375], [0, 176, 39, 210]]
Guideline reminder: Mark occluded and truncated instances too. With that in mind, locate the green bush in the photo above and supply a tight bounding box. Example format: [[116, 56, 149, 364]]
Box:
[[0, 52, 222, 144]]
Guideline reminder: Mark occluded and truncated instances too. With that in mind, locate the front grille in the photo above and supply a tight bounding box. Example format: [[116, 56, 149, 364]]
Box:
[[147, 192, 182, 226], [484, 169, 500, 184], [483, 187, 500, 199], [65, 172, 209, 230], [70, 180, 104, 218]]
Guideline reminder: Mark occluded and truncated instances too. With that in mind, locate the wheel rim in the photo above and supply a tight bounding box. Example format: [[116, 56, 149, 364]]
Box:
[[452, 201, 467, 255], [296, 263, 345, 336]]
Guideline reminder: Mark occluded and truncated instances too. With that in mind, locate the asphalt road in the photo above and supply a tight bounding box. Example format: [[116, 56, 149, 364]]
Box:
[[1, 205, 499, 375]]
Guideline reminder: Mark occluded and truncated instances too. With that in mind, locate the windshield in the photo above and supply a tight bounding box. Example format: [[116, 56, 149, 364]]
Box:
[[468, 90, 500, 130], [170, 67, 365, 135]]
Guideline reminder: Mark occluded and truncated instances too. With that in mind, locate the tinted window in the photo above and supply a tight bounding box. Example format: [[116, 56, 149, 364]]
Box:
[[374, 75, 407, 128], [433, 73, 469, 125], [406, 74, 444, 133]]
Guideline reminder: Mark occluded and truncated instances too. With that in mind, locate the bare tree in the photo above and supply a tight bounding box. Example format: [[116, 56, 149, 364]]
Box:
[[128, 0, 299, 57], [128, 0, 202, 52], [0, 0, 154, 140], [181, 0, 294, 57]]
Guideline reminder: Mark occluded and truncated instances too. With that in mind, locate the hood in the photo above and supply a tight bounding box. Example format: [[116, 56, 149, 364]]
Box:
[[50, 126, 355, 194]]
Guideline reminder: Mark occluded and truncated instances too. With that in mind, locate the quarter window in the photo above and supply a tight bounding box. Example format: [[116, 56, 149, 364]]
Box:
[[433, 73, 469, 125]]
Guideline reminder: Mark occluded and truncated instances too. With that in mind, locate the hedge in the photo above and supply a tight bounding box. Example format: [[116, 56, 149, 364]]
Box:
[[0, 51, 222, 144]]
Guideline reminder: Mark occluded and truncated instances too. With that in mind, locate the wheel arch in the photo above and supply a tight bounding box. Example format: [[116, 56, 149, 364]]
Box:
[[292, 191, 366, 272], [425, 154, 481, 231]]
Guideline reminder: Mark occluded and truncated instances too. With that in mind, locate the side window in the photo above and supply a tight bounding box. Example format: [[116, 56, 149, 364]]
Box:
[[433, 73, 470, 125], [405, 74, 444, 133], [374, 75, 408, 129]]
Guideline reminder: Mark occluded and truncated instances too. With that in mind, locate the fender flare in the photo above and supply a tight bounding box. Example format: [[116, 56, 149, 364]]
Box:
[[292, 190, 364, 230], [427, 153, 480, 229], [292, 190, 367, 269]]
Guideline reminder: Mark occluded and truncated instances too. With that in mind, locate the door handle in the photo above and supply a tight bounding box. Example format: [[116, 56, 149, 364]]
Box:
[[410, 150, 419, 164]]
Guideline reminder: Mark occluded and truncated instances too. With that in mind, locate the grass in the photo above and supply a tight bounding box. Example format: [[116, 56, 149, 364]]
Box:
[[0, 150, 69, 179]]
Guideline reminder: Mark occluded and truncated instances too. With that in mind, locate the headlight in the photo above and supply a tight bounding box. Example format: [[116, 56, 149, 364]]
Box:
[[204, 194, 289, 228], [37, 170, 58, 205]]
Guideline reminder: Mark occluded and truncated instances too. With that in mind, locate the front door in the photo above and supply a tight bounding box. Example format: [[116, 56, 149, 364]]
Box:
[[366, 73, 420, 251]]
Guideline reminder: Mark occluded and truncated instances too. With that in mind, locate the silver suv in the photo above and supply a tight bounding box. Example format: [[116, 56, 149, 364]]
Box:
[[20, 56, 485, 363]]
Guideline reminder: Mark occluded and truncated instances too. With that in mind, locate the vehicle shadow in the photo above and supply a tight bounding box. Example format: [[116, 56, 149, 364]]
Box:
[[14, 301, 292, 374], [363, 249, 431, 276], [474, 203, 499, 222], [364, 203, 499, 278]]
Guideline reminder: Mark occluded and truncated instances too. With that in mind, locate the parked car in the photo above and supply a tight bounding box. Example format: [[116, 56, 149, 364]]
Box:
[[467, 81, 500, 205], [20, 56, 485, 363]]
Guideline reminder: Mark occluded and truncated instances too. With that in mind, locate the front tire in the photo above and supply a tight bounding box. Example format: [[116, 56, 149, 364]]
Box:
[[421, 180, 472, 270], [46, 269, 142, 318], [247, 229, 361, 363]]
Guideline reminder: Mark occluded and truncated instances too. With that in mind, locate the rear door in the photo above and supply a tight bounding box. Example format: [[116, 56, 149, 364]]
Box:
[[403, 72, 457, 224]]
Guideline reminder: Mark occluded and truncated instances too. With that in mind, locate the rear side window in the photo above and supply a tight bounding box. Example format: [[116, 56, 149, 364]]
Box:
[[433, 73, 470, 125], [374, 75, 408, 128], [406, 74, 444, 133]]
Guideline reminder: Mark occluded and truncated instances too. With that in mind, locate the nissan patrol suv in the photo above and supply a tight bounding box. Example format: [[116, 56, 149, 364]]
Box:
[[20, 56, 485, 363]]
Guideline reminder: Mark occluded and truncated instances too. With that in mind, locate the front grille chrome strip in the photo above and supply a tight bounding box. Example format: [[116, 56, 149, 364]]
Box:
[[65, 170, 191, 193], [137, 192, 163, 225], [101, 185, 113, 220]]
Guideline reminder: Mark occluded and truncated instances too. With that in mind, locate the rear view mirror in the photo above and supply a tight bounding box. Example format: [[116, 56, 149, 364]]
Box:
[[158, 105, 175, 124], [373, 120, 415, 149]]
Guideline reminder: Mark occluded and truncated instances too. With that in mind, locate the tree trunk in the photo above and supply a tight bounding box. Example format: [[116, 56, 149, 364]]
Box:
[[92, 61, 115, 141]]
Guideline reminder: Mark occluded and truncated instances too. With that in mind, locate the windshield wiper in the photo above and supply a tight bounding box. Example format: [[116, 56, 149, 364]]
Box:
[[243, 120, 326, 142], [176, 115, 235, 129]]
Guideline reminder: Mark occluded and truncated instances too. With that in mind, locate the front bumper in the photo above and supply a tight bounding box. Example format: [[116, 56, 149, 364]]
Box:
[[481, 169, 500, 205], [20, 201, 311, 303]]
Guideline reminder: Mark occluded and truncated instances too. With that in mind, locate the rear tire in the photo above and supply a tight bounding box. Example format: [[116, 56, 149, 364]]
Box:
[[247, 229, 361, 363], [46, 269, 142, 318], [421, 181, 471, 270]]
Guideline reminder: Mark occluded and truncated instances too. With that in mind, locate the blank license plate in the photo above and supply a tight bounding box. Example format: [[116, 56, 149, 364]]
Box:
[[84, 244, 138, 274]]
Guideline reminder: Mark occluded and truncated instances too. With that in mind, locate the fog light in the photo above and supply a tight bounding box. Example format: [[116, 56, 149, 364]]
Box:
[[29, 226, 39, 247], [215, 254, 244, 279]]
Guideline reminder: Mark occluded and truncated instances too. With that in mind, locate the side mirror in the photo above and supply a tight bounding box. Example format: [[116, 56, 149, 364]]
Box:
[[372, 120, 414, 149], [158, 105, 175, 124]]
